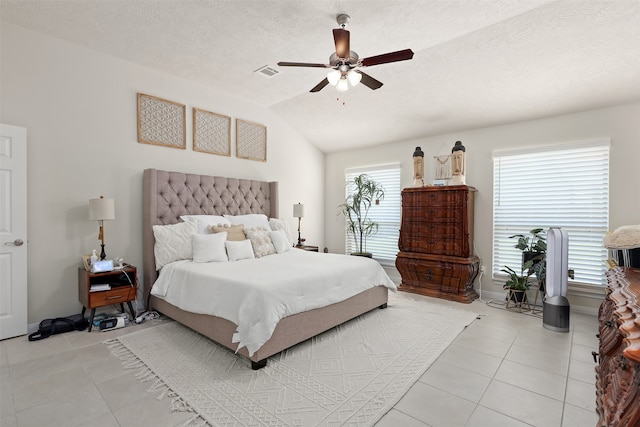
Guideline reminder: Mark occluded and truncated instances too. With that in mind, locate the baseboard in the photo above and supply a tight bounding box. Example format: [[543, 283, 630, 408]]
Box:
[[27, 322, 39, 334], [26, 298, 145, 335], [569, 304, 599, 316], [474, 289, 507, 304], [474, 287, 599, 316]]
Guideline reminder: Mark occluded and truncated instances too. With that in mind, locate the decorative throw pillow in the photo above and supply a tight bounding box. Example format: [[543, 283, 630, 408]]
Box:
[[269, 229, 291, 254], [224, 214, 271, 230], [180, 215, 230, 234], [269, 218, 295, 246], [245, 227, 277, 258], [192, 232, 228, 263], [225, 239, 255, 261], [209, 224, 246, 241], [153, 221, 198, 270]]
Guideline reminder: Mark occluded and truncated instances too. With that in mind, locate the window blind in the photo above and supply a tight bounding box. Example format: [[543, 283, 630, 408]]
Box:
[[344, 165, 401, 264], [492, 139, 610, 286]]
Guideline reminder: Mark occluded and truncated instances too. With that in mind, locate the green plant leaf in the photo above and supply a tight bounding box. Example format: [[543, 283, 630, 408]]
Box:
[[338, 174, 385, 255]]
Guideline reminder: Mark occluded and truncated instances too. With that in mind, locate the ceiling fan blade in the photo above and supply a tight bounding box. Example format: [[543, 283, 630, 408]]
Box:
[[277, 62, 330, 68], [310, 78, 330, 93], [360, 49, 414, 67], [333, 28, 350, 59], [356, 71, 383, 90]]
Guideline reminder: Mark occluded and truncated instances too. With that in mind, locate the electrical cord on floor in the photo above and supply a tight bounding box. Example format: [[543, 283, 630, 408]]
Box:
[[476, 263, 504, 307], [476, 262, 543, 319], [472, 243, 543, 318], [484, 293, 544, 319], [476, 263, 499, 307], [477, 267, 485, 302]]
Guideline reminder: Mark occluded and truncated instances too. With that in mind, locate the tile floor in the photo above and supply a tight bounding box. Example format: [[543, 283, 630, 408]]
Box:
[[376, 293, 599, 427], [0, 292, 599, 426]]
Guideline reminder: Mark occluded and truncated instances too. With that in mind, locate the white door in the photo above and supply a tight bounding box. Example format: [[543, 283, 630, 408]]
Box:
[[0, 124, 28, 340]]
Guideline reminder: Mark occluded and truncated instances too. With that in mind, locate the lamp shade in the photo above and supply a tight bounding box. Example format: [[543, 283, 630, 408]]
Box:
[[327, 69, 341, 86], [89, 196, 115, 221], [293, 203, 304, 218], [347, 70, 362, 86], [336, 78, 349, 92]]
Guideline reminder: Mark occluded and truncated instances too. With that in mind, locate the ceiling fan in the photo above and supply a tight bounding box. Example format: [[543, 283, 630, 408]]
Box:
[[277, 14, 414, 93]]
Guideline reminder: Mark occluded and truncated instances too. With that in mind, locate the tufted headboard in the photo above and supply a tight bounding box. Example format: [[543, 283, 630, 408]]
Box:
[[142, 168, 279, 304]]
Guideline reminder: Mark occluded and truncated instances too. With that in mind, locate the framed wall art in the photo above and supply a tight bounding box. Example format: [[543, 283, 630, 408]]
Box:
[[193, 108, 231, 156], [137, 93, 186, 149], [236, 118, 267, 162]]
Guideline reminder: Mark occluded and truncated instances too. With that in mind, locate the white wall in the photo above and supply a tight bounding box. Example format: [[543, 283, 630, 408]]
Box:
[[1, 22, 325, 324], [326, 102, 640, 311], [4, 21, 637, 323]]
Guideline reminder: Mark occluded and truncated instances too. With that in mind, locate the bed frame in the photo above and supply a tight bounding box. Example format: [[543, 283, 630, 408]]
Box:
[[142, 168, 388, 369]]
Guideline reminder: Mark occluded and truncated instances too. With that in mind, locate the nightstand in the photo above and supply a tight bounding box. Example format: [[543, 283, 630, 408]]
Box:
[[78, 266, 137, 331], [295, 245, 319, 252]]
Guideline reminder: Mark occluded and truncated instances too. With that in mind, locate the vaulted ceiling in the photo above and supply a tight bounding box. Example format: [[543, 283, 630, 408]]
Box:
[[2, 0, 639, 153]]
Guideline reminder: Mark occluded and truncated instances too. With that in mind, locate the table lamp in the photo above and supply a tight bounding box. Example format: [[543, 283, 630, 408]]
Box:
[[89, 196, 115, 260], [293, 203, 304, 247]]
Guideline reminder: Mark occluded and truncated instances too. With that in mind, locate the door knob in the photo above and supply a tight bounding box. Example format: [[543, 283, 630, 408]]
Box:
[[4, 239, 24, 246]]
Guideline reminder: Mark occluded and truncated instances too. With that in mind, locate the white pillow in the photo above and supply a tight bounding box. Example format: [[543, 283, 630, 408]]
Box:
[[225, 239, 255, 261], [245, 227, 276, 258], [180, 215, 231, 234], [192, 232, 228, 263], [269, 229, 291, 254], [269, 218, 295, 246], [153, 221, 198, 270], [224, 214, 271, 230]]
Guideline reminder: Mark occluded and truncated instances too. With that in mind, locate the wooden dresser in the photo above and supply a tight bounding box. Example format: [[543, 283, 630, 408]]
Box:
[[396, 185, 479, 303], [596, 267, 640, 427]]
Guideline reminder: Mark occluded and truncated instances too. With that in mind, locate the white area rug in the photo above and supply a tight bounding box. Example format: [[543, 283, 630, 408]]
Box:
[[105, 296, 477, 426]]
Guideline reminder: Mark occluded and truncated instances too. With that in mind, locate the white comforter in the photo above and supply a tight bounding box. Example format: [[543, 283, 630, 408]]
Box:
[[151, 250, 396, 356]]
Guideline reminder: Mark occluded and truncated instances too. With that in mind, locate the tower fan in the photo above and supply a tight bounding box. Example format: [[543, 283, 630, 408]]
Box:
[[543, 228, 570, 332]]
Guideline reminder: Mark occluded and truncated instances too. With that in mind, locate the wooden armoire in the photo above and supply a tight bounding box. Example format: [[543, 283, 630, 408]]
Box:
[[396, 185, 479, 303], [595, 267, 640, 426]]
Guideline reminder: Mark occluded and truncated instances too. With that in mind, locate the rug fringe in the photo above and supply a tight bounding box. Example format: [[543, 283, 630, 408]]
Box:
[[136, 368, 156, 382], [105, 303, 476, 427], [103, 337, 210, 426], [177, 414, 208, 427], [170, 396, 194, 412]]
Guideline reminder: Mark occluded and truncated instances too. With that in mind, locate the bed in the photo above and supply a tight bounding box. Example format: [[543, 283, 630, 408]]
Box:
[[143, 168, 394, 369]]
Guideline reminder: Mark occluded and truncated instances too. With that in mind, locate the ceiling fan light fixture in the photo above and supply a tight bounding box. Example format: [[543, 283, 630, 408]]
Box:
[[277, 14, 413, 93], [336, 77, 349, 92], [327, 69, 341, 86], [347, 70, 361, 86]]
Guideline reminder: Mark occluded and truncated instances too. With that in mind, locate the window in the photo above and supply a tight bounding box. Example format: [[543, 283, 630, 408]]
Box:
[[492, 139, 610, 286], [344, 164, 401, 264]]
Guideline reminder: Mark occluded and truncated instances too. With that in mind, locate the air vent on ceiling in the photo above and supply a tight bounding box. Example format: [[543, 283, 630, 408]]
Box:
[[254, 65, 280, 78]]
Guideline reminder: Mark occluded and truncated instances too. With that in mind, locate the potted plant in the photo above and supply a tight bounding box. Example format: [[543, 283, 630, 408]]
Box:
[[509, 228, 547, 265], [501, 262, 533, 303], [510, 228, 547, 286], [338, 174, 385, 257]]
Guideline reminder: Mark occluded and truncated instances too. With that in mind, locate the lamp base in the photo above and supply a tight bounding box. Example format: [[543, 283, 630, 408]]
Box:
[[100, 244, 107, 260]]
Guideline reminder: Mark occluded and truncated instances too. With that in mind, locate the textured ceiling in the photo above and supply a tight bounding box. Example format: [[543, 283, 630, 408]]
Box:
[[2, 0, 639, 153]]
